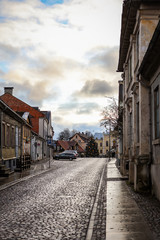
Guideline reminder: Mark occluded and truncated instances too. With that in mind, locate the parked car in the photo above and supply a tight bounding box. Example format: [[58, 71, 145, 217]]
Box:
[[63, 150, 79, 157], [54, 152, 77, 160]]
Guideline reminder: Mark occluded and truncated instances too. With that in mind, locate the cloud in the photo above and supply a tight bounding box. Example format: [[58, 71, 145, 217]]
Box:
[[0, 0, 122, 137], [58, 101, 100, 114], [0, 79, 57, 106], [86, 46, 119, 72], [75, 102, 99, 114], [0, 43, 20, 61], [74, 79, 115, 97]]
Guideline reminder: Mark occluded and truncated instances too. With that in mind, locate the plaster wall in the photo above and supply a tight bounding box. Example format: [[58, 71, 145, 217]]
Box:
[[139, 19, 158, 64]]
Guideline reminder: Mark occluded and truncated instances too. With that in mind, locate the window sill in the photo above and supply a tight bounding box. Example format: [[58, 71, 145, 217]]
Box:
[[152, 139, 160, 145]]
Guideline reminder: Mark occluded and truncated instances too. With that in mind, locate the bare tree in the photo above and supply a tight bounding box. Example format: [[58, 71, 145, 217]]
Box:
[[70, 129, 78, 137], [58, 128, 71, 140], [58, 128, 78, 140], [100, 98, 119, 134]]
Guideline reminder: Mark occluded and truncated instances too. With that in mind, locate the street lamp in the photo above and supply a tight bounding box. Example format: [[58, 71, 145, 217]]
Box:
[[108, 119, 111, 161]]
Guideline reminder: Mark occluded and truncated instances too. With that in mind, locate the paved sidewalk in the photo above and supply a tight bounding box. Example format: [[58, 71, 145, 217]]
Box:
[[106, 159, 154, 240], [0, 158, 56, 190]]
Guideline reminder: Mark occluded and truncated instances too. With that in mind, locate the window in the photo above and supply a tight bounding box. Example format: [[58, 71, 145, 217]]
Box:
[[113, 140, 116, 148], [18, 128, 21, 146], [7, 125, 10, 146], [136, 102, 139, 142], [100, 150, 102, 154], [100, 142, 102, 147], [106, 141, 108, 146], [9, 160, 11, 168], [154, 87, 159, 139], [2, 123, 5, 146]]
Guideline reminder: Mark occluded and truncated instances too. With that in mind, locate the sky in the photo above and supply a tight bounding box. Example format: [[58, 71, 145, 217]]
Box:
[[0, 0, 123, 139]]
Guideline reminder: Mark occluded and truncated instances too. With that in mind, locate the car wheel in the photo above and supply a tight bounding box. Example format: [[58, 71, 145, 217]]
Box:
[[70, 158, 73, 161]]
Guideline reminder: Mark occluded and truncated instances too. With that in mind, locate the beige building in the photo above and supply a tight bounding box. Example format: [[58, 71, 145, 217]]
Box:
[[118, 0, 160, 199], [70, 132, 90, 151]]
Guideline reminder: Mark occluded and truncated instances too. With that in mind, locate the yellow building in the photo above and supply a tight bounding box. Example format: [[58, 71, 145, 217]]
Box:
[[94, 133, 116, 157]]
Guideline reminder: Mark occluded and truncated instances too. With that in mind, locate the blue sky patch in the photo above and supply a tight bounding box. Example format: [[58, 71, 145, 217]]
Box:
[[40, 0, 64, 6], [0, 16, 7, 23], [0, 62, 9, 73], [57, 19, 69, 25]]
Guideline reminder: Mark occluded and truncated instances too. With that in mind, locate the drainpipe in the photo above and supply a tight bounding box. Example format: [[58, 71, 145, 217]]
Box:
[[0, 110, 3, 162]]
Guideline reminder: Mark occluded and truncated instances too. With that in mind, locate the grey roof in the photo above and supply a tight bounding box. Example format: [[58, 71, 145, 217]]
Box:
[[94, 133, 103, 140]]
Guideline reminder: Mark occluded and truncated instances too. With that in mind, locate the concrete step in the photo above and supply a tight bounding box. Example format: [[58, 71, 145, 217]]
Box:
[[0, 165, 7, 170]]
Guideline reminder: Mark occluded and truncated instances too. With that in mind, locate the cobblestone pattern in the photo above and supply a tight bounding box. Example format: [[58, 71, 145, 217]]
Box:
[[0, 158, 106, 240], [127, 185, 160, 240], [91, 161, 107, 240]]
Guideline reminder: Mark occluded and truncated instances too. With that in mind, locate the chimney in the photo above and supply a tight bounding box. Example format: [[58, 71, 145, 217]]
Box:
[[4, 87, 14, 95]]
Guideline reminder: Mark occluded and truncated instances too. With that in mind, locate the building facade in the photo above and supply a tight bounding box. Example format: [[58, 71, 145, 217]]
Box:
[[94, 132, 116, 157], [118, 0, 160, 199], [0, 87, 54, 162], [70, 132, 90, 151], [0, 99, 32, 174]]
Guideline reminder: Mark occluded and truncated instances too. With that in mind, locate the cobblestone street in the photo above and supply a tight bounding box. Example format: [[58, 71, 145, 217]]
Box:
[[0, 158, 107, 240], [1, 158, 160, 240]]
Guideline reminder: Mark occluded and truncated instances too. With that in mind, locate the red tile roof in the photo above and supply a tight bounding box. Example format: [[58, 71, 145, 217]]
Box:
[[57, 140, 76, 150], [0, 93, 45, 134], [57, 140, 85, 153]]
